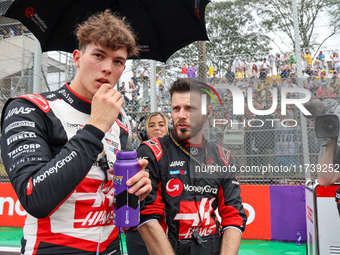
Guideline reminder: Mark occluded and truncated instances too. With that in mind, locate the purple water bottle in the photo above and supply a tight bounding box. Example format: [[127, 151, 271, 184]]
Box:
[[113, 150, 140, 227]]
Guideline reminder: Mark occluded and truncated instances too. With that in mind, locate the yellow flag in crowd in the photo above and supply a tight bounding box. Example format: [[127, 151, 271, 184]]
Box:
[[208, 65, 214, 76]]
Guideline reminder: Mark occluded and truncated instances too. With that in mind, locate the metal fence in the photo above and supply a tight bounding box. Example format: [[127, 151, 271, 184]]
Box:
[[0, 0, 338, 185]]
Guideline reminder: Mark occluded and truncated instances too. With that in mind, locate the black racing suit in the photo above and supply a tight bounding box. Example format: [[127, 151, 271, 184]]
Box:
[[0, 84, 128, 255], [333, 150, 340, 216], [138, 132, 247, 255]]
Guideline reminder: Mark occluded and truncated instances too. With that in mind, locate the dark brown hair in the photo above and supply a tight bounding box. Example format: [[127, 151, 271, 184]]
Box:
[[169, 78, 212, 106], [76, 10, 138, 58]]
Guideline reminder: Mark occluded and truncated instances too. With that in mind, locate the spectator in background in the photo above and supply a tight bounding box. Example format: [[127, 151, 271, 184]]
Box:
[[119, 81, 129, 103], [328, 69, 334, 79], [226, 67, 235, 84], [235, 68, 244, 79], [310, 81, 319, 96], [131, 93, 140, 112], [302, 70, 309, 79], [21, 26, 30, 34], [314, 60, 323, 72], [328, 87, 337, 100], [270, 77, 281, 93], [159, 72, 167, 96], [331, 52, 340, 73], [318, 51, 325, 61], [317, 72, 329, 86], [289, 71, 297, 85], [159, 72, 166, 86], [304, 77, 312, 89], [321, 59, 329, 73], [275, 53, 281, 75], [210, 72, 220, 86], [234, 57, 242, 71], [329, 73, 340, 92], [317, 82, 329, 98], [141, 65, 150, 85], [280, 64, 291, 79], [254, 80, 264, 95], [141, 65, 150, 101], [129, 71, 139, 88], [282, 53, 289, 65], [305, 64, 313, 76], [187, 63, 197, 78], [8, 28, 15, 38], [312, 69, 319, 78], [250, 59, 258, 77], [261, 58, 269, 75], [268, 55, 274, 75], [303, 50, 313, 67], [240, 59, 249, 77], [155, 75, 164, 100], [260, 82, 271, 100], [289, 53, 295, 68], [0, 29, 8, 38], [259, 65, 267, 80], [279, 62, 286, 75], [142, 105, 150, 113], [180, 63, 188, 78], [129, 71, 140, 98]]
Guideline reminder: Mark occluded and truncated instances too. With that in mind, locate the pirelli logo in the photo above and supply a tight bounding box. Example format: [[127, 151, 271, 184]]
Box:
[[7, 131, 36, 145]]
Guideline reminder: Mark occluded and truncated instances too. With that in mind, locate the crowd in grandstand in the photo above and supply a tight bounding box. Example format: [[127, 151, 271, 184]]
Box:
[[0, 25, 29, 39], [120, 50, 339, 148]]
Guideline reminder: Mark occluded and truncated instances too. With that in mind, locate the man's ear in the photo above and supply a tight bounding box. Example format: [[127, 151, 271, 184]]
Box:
[[73, 49, 81, 67], [207, 105, 213, 118]]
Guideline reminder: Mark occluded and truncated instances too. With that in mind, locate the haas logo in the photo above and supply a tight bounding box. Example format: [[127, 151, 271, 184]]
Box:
[[169, 161, 185, 167], [174, 197, 217, 239], [166, 179, 183, 197]]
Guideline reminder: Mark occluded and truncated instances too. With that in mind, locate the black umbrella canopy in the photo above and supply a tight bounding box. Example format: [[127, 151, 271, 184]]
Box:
[[4, 0, 210, 62]]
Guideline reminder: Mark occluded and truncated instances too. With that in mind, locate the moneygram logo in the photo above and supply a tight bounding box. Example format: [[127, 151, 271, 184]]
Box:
[[166, 178, 183, 197], [201, 85, 312, 116]]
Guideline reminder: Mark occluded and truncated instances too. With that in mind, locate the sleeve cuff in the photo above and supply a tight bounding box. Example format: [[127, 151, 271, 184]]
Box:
[[137, 219, 158, 228], [222, 226, 243, 236], [83, 124, 105, 140]]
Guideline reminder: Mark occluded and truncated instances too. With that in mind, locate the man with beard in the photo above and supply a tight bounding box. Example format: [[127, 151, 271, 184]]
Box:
[[137, 78, 247, 255]]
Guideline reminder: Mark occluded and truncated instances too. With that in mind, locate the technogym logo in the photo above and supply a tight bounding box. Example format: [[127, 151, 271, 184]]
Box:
[[201, 84, 312, 128]]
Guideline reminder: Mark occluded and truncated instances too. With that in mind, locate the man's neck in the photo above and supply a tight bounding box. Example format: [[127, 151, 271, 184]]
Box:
[[185, 132, 204, 145]]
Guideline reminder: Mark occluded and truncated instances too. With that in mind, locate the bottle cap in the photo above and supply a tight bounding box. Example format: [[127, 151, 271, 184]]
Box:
[[116, 150, 137, 160]]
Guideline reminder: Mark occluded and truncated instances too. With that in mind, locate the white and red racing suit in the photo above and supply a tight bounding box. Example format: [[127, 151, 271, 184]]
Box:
[[1, 83, 128, 255]]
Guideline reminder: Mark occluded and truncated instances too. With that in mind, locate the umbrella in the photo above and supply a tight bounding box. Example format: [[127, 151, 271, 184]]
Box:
[[4, 0, 210, 62]]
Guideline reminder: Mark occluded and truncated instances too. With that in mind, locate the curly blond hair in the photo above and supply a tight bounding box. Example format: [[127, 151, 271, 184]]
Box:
[[76, 9, 138, 58]]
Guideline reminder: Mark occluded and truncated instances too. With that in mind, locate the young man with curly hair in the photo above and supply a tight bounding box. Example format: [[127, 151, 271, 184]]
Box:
[[1, 10, 151, 255]]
